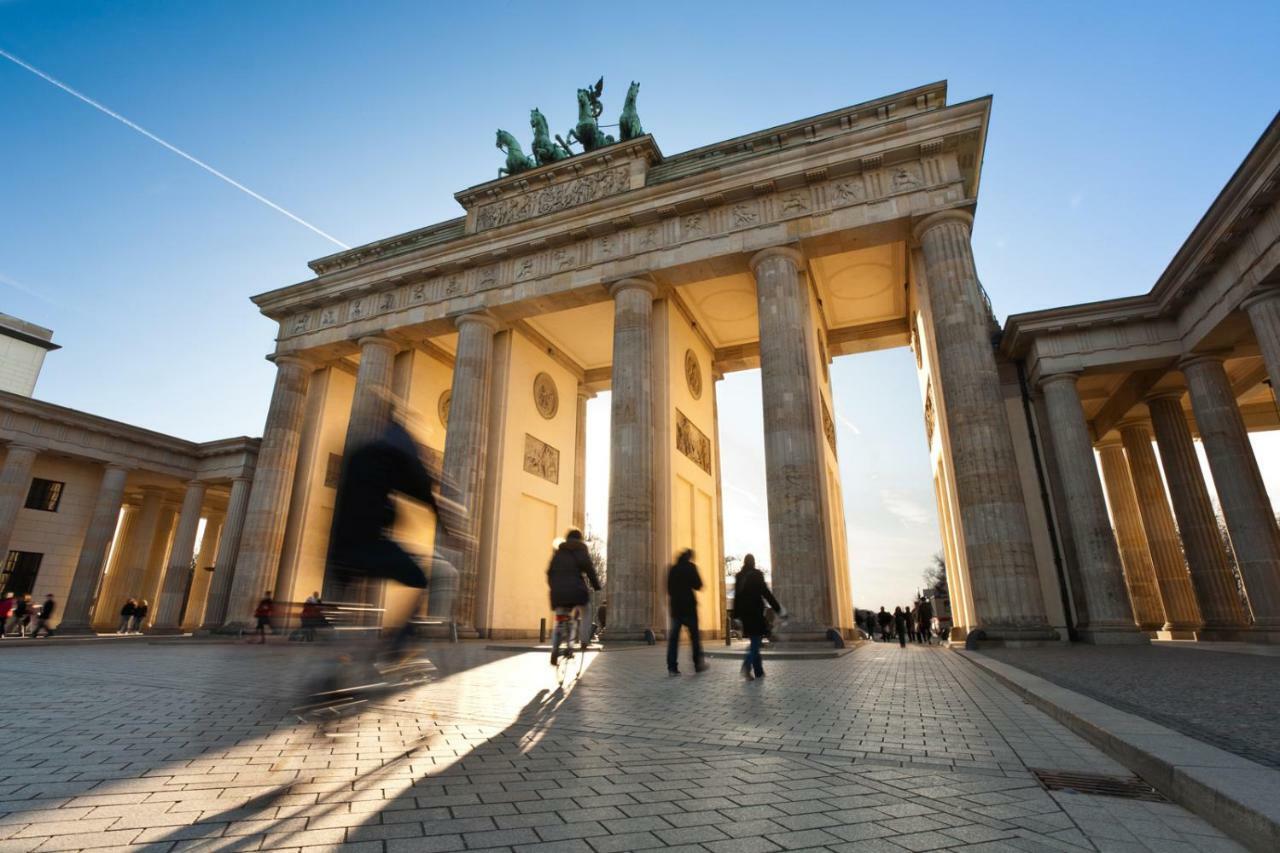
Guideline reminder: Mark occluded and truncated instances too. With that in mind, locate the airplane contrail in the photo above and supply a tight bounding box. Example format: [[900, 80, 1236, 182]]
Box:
[[0, 47, 350, 249]]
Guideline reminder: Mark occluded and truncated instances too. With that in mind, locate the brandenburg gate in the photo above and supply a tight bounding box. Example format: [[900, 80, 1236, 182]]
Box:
[[214, 80, 1280, 645]]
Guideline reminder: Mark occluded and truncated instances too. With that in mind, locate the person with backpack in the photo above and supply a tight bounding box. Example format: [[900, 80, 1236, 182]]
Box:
[[546, 530, 602, 666]]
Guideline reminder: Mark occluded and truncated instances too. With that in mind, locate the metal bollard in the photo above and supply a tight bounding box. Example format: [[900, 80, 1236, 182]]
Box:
[[725, 614, 731, 646], [539, 618, 546, 644]]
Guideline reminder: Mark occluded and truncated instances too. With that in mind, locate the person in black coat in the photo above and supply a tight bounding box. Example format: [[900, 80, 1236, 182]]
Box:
[[876, 606, 892, 642], [30, 594, 55, 638], [546, 530, 601, 663], [734, 554, 784, 681], [893, 606, 908, 648], [117, 599, 136, 635], [666, 549, 707, 675]]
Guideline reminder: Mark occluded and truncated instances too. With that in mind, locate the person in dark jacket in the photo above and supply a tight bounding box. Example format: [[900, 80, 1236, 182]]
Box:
[[893, 606, 908, 648], [734, 554, 784, 681], [30, 594, 56, 638], [917, 598, 934, 645], [546, 530, 601, 664], [327, 414, 459, 663], [252, 593, 274, 644], [132, 599, 148, 633], [117, 599, 137, 635], [666, 549, 707, 675], [11, 595, 30, 637], [876, 606, 892, 642]]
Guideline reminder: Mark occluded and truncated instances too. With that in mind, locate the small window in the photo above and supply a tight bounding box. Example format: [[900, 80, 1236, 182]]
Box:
[[324, 453, 343, 488], [1, 551, 41, 596], [24, 479, 64, 512]]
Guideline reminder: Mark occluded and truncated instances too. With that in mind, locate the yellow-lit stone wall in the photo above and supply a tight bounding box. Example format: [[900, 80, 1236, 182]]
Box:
[[665, 303, 724, 636], [478, 331, 578, 637]]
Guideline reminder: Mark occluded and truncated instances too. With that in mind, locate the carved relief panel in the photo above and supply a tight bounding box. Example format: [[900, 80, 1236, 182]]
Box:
[[675, 409, 712, 474], [523, 434, 560, 483]]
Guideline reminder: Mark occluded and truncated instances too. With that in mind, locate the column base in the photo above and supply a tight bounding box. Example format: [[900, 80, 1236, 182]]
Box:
[[968, 625, 1062, 647], [1198, 625, 1250, 642], [1153, 628, 1201, 641], [50, 623, 96, 636], [1242, 627, 1280, 644], [602, 628, 656, 643], [1076, 626, 1151, 645], [146, 626, 187, 636]]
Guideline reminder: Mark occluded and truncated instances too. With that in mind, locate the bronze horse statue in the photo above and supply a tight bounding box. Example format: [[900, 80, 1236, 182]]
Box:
[[531, 108, 571, 166], [565, 77, 614, 152], [496, 128, 536, 177], [619, 81, 643, 140]]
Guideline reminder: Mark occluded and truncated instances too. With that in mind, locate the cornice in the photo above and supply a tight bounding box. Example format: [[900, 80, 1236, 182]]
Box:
[[252, 88, 986, 318]]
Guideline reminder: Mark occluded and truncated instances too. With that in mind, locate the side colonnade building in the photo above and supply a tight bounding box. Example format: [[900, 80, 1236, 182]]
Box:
[[0, 317, 259, 633]]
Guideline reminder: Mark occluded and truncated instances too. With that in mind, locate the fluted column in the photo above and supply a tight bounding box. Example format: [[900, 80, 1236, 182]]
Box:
[[573, 387, 592, 532], [441, 313, 500, 630], [1096, 443, 1164, 632], [0, 445, 39, 563], [750, 247, 835, 635], [184, 515, 222, 630], [1039, 374, 1146, 642], [110, 487, 166, 608], [201, 476, 251, 629], [913, 211, 1053, 640], [58, 464, 129, 633], [1118, 419, 1203, 634], [223, 356, 313, 625], [1147, 392, 1250, 634], [1242, 288, 1280, 391], [605, 279, 659, 639], [1182, 355, 1280, 634], [344, 336, 399, 455], [150, 481, 207, 633]]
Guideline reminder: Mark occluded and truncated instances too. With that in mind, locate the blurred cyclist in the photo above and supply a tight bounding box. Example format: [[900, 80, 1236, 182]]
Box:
[[546, 530, 601, 665]]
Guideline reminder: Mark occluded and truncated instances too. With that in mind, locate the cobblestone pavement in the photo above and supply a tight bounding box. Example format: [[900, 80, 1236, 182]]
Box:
[[983, 644, 1280, 769], [0, 640, 1245, 852]]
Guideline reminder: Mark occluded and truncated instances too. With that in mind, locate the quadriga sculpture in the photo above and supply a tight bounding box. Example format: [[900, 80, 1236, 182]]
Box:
[[619, 81, 643, 140], [496, 128, 536, 177], [531, 108, 572, 166], [565, 77, 614, 152]]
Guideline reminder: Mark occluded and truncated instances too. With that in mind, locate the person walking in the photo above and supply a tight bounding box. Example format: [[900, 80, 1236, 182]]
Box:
[[131, 600, 148, 633], [876, 606, 892, 642], [917, 598, 934, 645], [893, 606, 908, 648], [11, 595, 31, 637], [30, 594, 55, 638], [734, 554, 784, 681], [252, 592, 275, 644], [299, 592, 323, 642], [666, 549, 708, 676], [117, 599, 137, 634], [0, 593, 14, 637]]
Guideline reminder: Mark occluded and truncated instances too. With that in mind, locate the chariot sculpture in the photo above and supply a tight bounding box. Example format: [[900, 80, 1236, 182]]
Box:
[[494, 77, 644, 177]]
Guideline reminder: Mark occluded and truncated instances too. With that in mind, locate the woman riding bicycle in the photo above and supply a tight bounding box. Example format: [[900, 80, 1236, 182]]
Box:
[[546, 530, 601, 665]]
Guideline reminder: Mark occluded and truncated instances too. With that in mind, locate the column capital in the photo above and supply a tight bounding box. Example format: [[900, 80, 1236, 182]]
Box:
[[1240, 286, 1280, 313], [748, 245, 804, 274], [576, 387, 596, 401], [1177, 351, 1229, 372], [1035, 371, 1081, 391], [269, 353, 315, 371], [1145, 388, 1186, 404], [3, 443, 40, 456], [912, 209, 974, 243], [231, 474, 253, 485], [184, 479, 206, 490], [453, 312, 501, 333], [1117, 417, 1153, 433], [607, 277, 659, 299], [103, 462, 130, 473], [355, 334, 399, 352]]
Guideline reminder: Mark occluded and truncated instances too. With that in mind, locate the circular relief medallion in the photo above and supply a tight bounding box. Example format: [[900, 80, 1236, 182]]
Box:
[[684, 349, 703, 400], [533, 372, 559, 419], [438, 390, 451, 427]]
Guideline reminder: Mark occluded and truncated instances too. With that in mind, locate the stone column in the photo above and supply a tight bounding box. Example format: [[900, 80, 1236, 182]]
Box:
[[605, 278, 659, 639], [111, 487, 166, 606], [150, 481, 207, 633], [1182, 355, 1280, 635], [441, 313, 500, 630], [1096, 443, 1164, 632], [344, 335, 399, 455], [1147, 392, 1250, 634], [57, 464, 129, 633], [1242, 288, 1280, 391], [913, 211, 1053, 639], [184, 515, 222, 630], [0, 445, 38, 562], [1118, 419, 1203, 634], [223, 356, 313, 626], [201, 476, 252, 629], [572, 388, 592, 532], [1039, 373, 1146, 642], [750, 248, 835, 636]]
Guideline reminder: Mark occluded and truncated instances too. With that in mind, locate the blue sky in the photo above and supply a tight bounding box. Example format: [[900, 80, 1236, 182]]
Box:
[[3, 1, 1278, 607]]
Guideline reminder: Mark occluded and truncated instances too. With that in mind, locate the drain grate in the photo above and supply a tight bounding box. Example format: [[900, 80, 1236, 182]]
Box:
[[1031, 768, 1169, 802]]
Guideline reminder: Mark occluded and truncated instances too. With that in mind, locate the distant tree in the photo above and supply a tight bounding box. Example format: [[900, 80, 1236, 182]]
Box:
[[923, 552, 947, 596], [585, 532, 607, 589]]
